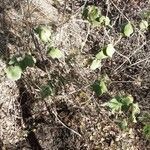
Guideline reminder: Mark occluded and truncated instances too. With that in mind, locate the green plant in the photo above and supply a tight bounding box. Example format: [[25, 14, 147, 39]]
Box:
[[5, 54, 36, 81], [92, 80, 107, 95], [35, 26, 52, 43], [19, 54, 36, 70], [143, 124, 150, 139], [47, 47, 64, 59], [83, 5, 110, 27], [90, 44, 115, 70], [92, 74, 110, 95], [139, 113, 150, 139], [35, 25, 63, 60], [5, 65, 22, 81], [139, 20, 149, 30], [103, 94, 140, 129], [123, 22, 134, 37]]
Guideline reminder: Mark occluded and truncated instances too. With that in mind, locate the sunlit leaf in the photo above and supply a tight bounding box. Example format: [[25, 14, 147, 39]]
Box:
[[5, 65, 22, 81], [90, 59, 101, 70], [83, 5, 101, 26], [103, 44, 115, 58], [48, 47, 64, 59], [95, 50, 108, 60], [121, 95, 134, 110], [124, 22, 134, 37], [88, 6, 101, 21], [35, 26, 51, 43], [104, 98, 122, 113], [99, 16, 110, 26], [139, 20, 148, 30]]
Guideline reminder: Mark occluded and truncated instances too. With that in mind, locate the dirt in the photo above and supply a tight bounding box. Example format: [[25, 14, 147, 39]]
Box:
[[0, 0, 150, 150]]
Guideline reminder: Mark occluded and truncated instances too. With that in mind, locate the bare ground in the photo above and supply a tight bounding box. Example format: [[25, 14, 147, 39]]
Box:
[[0, 0, 150, 150]]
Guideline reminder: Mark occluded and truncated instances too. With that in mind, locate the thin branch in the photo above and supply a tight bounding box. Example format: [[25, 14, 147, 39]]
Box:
[[113, 42, 147, 73], [115, 50, 131, 64], [52, 110, 82, 137], [110, 0, 130, 22]]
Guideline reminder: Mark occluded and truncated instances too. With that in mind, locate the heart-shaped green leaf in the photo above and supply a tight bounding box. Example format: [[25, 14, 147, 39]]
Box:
[[35, 26, 51, 43], [48, 47, 64, 59], [104, 44, 115, 58], [5, 65, 22, 81], [90, 59, 101, 70], [139, 20, 148, 30], [95, 50, 108, 60], [124, 22, 134, 37]]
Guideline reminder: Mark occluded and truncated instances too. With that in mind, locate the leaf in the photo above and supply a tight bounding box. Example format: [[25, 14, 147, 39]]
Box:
[[131, 103, 140, 123], [92, 80, 107, 95], [35, 26, 51, 43], [90, 59, 101, 70], [124, 22, 134, 37], [143, 124, 150, 139], [99, 80, 108, 94], [40, 84, 52, 98], [95, 50, 108, 60], [83, 6, 101, 26], [48, 47, 64, 59], [5, 65, 22, 81], [139, 20, 148, 30], [8, 56, 18, 65], [99, 16, 110, 26], [88, 6, 100, 21], [104, 98, 122, 113], [121, 95, 134, 110], [103, 44, 115, 58], [19, 54, 35, 70]]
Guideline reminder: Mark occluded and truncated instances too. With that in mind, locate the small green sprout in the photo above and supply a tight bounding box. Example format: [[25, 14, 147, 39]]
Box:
[[103, 94, 140, 125], [5, 54, 36, 81], [90, 59, 101, 70], [90, 44, 115, 70], [35, 26, 52, 43], [123, 22, 134, 37], [139, 20, 149, 30], [83, 5, 110, 27], [5, 65, 22, 81], [47, 47, 64, 59]]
